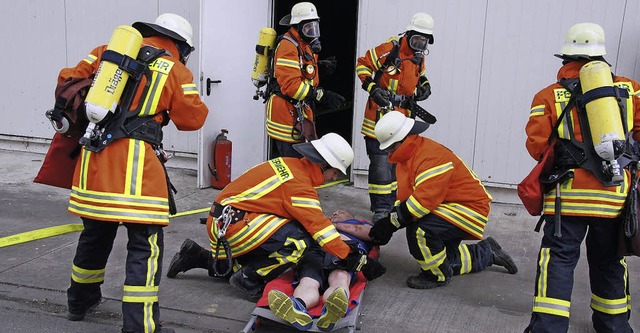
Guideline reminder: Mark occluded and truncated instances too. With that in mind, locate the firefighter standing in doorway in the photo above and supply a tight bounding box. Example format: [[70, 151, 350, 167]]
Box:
[[524, 23, 640, 333], [356, 12, 434, 223], [369, 111, 518, 289], [62, 14, 208, 333], [166, 134, 375, 302], [266, 2, 344, 158]]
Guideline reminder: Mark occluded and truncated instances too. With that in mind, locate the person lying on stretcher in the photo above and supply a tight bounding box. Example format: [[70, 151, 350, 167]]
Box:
[[268, 210, 386, 331]]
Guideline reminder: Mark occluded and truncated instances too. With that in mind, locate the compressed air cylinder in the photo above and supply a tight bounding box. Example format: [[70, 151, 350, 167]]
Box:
[[579, 61, 626, 161], [82, 25, 142, 141], [251, 27, 277, 88]]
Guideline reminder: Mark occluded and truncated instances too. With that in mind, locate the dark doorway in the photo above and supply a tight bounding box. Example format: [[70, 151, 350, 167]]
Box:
[[269, 0, 359, 158]]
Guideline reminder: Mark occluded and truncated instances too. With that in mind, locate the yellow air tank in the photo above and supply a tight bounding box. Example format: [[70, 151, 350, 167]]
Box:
[[579, 60, 625, 182], [81, 25, 143, 144], [251, 27, 277, 88]]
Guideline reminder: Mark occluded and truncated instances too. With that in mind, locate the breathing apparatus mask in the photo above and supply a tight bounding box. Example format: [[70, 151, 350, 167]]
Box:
[[299, 20, 322, 53], [177, 42, 195, 65], [406, 31, 433, 63]]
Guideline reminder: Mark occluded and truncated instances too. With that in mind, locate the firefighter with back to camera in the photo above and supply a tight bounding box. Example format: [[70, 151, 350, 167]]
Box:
[[61, 13, 208, 333], [524, 22, 640, 333]]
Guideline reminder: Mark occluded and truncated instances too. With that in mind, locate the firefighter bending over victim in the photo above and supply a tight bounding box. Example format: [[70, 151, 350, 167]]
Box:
[[167, 133, 375, 302], [63, 14, 208, 333], [368, 111, 518, 289], [356, 12, 434, 223], [524, 23, 640, 333], [267, 2, 344, 157], [268, 210, 386, 331]]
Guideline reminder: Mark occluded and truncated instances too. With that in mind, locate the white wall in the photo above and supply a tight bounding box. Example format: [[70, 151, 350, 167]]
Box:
[[0, 0, 200, 163]]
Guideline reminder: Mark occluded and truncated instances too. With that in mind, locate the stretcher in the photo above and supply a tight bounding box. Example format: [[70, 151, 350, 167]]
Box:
[[240, 247, 379, 333]]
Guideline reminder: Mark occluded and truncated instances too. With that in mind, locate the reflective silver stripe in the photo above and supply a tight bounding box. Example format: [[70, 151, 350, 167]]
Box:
[[221, 176, 282, 205], [70, 189, 167, 206], [433, 206, 483, 236], [129, 140, 142, 196], [68, 202, 168, 220], [291, 197, 321, 209], [314, 227, 340, 245], [533, 299, 570, 317], [415, 162, 453, 186], [141, 72, 165, 116]]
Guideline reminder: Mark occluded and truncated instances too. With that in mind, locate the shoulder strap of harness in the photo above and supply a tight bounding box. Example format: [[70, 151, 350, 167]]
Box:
[[372, 39, 400, 86]]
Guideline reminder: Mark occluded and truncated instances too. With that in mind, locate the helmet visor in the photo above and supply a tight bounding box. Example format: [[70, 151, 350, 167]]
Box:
[[409, 34, 429, 52], [301, 20, 321, 39]]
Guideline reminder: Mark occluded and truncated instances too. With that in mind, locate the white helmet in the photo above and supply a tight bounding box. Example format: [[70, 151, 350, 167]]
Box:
[[406, 12, 434, 36], [133, 13, 194, 47], [289, 2, 320, 25], [559, 22, 606, 57], [293, 133, 354, 174], [375, 111, 429, 150]]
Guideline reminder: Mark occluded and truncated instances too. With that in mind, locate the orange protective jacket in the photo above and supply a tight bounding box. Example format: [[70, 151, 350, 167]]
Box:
[[356, 37, 426, 138], [266, 28, 319, 143], [525, 61, 640, 218], [207, 157, 351, 259], [389, 135, 492, 240], [62, 36, 208, 225]]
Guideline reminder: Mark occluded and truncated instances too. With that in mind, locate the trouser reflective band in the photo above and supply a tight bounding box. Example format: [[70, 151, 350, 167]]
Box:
[[415, 228, 447, 281], [71, 264, 105, 284], [123, 285, 159, 303], [533, 296, 571, 318], [591, 293, 631, 315], [457, 243, 472, 274], [368, 182, 394, 195]]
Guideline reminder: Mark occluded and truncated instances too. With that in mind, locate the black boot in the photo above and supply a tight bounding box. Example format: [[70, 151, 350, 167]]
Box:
[[484, 237, 518, 274], [166, 239, 210, 278], [406, 272, 449, 289], [229, 266, 265, 302], [67, 297, 101, 321]]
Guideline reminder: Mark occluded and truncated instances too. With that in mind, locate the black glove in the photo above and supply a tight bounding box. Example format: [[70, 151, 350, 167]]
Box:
[[318, 90, 345, 110], [318, 56, 337, 77], [361, 258, 386, 281], [368, 215, 398, 245], [369, 85, 391, 107], [415, 79, 431, 101]]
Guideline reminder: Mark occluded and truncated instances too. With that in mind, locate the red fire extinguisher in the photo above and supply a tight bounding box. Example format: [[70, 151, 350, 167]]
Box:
[[208, 129, 232, 189]]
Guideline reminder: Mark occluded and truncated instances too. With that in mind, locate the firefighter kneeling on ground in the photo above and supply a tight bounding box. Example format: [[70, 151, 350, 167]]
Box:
[[166, 133, 384, 303], [524, 22, 640, 333], [368, 111, 518, 289]]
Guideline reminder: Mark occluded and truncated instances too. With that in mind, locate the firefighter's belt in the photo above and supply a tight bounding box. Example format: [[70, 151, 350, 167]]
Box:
[[211, 203, 246, 224]]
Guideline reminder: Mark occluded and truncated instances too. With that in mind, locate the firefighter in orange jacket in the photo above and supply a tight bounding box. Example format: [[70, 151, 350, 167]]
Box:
[[63, 14, 208, 333], [267, 2, 344, 157], [166, 133, 373, 302], [524, 23, 639, 333], [356, 12, 433, 223], [368, 111, 517, 289]]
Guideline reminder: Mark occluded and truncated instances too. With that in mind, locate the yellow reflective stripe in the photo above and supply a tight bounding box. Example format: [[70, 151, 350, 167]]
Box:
[[530, 104, 545, 117], [443, 203, 488, 227], [256, 237, 307, 276], [146, 232, 159, 286], [291, 197, 321, 210], [71, 264, 105, 284], [533, 296, 570, 317], [591, 294, 630, 315], [276, 58, 300, 68], [391, 181, 398, 192], [433, 204, 485, 238], [368, 183, 394, 195], [70, 187, 168, 208], [122, 285, 159, 303], [365, 82, 376, 92], [138, 58, 174, 116], [124, 139, 145, 196], [83, 54, 97, 65], [181, 83, 198, 95], [369, 48, 380, 70], [458, 243, 472, 274], [415, 227, 446, 281], [79, 149, 91, 190], [293, 82, 311, 100], [68, 201, 169, 223], [356, 65, 373, 76], [415, 162, 454, 187], [314, 225, 341, 247], [406, 195, 431, 218], [211, 214, 289, 257], [537, 248, 551, 297], [389, 79, 398, 94]]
